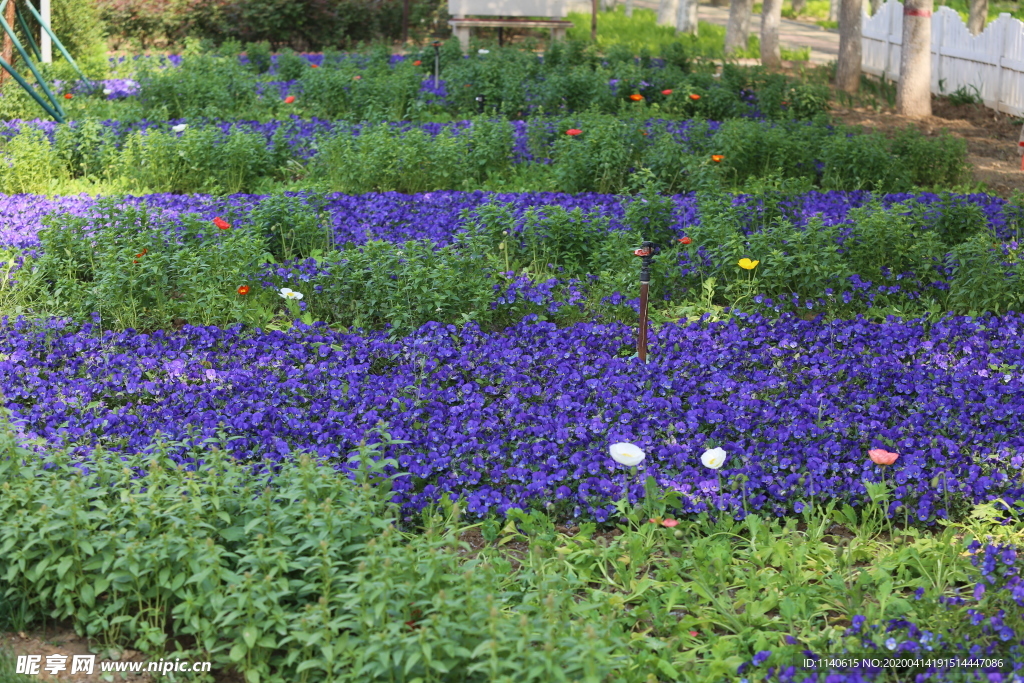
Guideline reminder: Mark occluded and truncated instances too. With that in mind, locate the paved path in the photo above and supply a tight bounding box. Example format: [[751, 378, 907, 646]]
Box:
[[632, 1, 840, 65]]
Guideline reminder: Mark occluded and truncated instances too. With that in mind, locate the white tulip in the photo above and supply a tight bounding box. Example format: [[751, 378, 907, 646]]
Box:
[[700, 447, 727, 470], [609, 442, 645, 467]]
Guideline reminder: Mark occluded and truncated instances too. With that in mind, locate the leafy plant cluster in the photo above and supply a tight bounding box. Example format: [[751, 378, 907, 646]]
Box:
[[15, 186, 1022, 338], [2, 412, 1023, 682]]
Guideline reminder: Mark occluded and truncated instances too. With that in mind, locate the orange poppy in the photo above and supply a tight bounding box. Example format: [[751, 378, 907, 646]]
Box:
[[213, 217, 231, 230], [64, 93, 73, 100], [353, 75, 361, 80], [284, 95, 296, 104], [629, 93, 643, 102], [413, 60, 422, 66], [311, 64, 319, 68], [689, 93, 700, 101], [711, 155, 724, 163], [662, 89, 673, 95], [566, 128, 582, 136], [237, 285, 250, 296]]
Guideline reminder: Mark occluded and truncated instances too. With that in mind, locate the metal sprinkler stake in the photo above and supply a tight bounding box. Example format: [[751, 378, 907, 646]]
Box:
[[431, 40, 441, 90], [633, 241, 658, 363]]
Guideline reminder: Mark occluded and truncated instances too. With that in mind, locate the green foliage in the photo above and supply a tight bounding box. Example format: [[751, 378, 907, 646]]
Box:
[[550, 115, 644, 194], [135, 53, 260, 119], [0, 128, 66, 194], [244, 40, 272, 74], [944, 234, 1024, 315], [118, 125, 273, 194], [31, 199, 270, 331], [248, 192, 334, 262], [890, 128, 971, 189]]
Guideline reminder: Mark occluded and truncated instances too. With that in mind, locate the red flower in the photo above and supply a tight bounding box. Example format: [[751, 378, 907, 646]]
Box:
[[689, 93, 701, 101], [565, 128, 582, 136], [629, 93, 643, 102], [354, 75, 361, 80], [662, 89, 673, 95], [284, 95, 296, 104], [311, 63, 319, 68], [689, 631, 699, 637], [641, 130, 648, 136], [464, 83, 471, 87], [413, 60, 422, 66], [213, 217, 231, 230], [64, 93, 73, 100], [781, 100, 789, 106], [679, 236, 692, 245], [132, 248, 148, 264], [711, 154, 724, 163], [237, 285, 250, 295]]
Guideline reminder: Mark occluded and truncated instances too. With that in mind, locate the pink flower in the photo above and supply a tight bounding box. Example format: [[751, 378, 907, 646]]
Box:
[[868, 449, 899, 466]]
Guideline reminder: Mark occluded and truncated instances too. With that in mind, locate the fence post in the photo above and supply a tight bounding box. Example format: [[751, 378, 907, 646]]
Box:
[[994, 14, 1010, 114]]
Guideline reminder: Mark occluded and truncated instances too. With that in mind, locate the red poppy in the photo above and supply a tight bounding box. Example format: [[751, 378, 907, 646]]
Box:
[[679, 236, 691, 245], [629, 93, 643, 102], [213, 217, 231, 230], [641, 130, 648, 136], [781, 100, 789, 106], [566, 129, 582, 136], [354, 75, 362, 80], [662, 89, 673, 95], [237, 285, 250, 295], [413, 60, 422, 66], [284, 96, 296, 104], [311, 64, 319, 68], [64, 93, 73, 100], [711, 154, 724, 163], [464, 83, 471, 87], [689, 93, 701, 101]]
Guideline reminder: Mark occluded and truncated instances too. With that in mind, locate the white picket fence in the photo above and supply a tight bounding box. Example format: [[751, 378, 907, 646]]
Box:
[[861, 1, 1024, 116]]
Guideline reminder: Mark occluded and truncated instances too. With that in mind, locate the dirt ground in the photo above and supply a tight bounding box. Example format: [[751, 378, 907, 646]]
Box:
[[2, 629, 154, 682], [830, 95, 1024, 198]]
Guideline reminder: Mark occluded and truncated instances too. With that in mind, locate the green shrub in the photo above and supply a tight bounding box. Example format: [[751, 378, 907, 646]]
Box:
[[890, 127, 971, 189], [55, 119, 119, 180], [0, 128, 66, 194], [550, 115, 643, 194], [32, 200, 270, 331], [275, 47, 308, 80], [248, 192, 334, 262], [244, 40, 272, 73], [821, 129, 911, 192], [135, 53, 260, 119], [944, 234, 1024, 315]]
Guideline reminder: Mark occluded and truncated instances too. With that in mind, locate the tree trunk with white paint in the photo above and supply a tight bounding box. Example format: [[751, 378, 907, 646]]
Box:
[[836, 0, 862, 91], [658, 0, 680, 25], [625, 0, 634, 16], [967, 0, 987, 34], [895, 0, 933, 117], [725, 0, 754, 54], [677, 0, 699, 35], [761, 0, 783, 67], [828, 0, 840, 21]]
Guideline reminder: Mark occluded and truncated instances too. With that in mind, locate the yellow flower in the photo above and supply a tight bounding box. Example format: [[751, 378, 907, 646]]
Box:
[[738, 258, 760, 270]]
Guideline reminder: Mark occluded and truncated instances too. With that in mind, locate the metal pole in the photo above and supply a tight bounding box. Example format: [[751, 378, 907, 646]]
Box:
[[40, 0, 50, 63], [634, 241, 656, 363], [401, 0, 410, 44], [592, 0, 599, 41], [432, 41, 440, 90]]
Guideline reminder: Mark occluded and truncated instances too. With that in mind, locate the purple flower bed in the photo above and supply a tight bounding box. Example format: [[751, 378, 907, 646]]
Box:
[[0, 190, 1012, 251], [3, 310, 1023, 527]]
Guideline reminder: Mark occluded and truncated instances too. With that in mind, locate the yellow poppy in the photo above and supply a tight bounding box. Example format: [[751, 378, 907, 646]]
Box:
[[738, 258, 759, 270]]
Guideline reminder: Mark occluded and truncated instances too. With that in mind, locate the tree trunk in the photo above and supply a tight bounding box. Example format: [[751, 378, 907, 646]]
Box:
[[725, 0, 754, 54], [895, 0, 933, 117], [967, 0, 987, 34], [761, 0, 783, 67], [625, 0, 634, 16], [659, 0, 680, 25], [710, 0, 730, 9], [869, 0, 881, 16], [678, 0, 699, 35], [828, 0, 840, 21], [836, 0, 862, 91], [592, 0, 599, 40], [0, 0, 15, 87], [792, 0, 806, 15]]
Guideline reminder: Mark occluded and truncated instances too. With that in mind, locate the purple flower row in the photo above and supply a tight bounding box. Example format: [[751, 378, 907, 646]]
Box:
[[4, 308, 1024, 527]]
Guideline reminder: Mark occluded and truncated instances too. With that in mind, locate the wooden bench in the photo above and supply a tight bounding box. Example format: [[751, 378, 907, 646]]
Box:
[[448, 0, 571, 52]]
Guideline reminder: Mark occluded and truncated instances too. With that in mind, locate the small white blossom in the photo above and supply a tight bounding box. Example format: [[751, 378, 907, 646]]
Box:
[[278, 287, 304, 301], [171, 123, 187, 133], [609, 443, 645, 467]]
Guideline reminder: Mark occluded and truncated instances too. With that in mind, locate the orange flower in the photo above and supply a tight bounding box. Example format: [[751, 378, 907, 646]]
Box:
[[237, 285, 250, 295], [354, 75, 361, 80], [311, 63, 319, 68], [133, 248, 147, 264], [641, 130, 648, 136], [213, 217, 231, 230], [413, 60, 422, 66], [566, 128, 582, 136], [284, 95, 296, 104], [711, 154, 724, 163], [679, 236, 691, 245], [868, 449, 899, 466], [661, 89, 673, 95], [781, 100, 789, 106], [689, 93, 701, 101], [64, 93, 73, 100], [629, 93, 643, 102]]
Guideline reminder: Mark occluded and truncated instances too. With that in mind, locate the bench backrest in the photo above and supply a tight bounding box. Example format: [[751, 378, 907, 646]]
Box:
[[448, 0, 566, 18]]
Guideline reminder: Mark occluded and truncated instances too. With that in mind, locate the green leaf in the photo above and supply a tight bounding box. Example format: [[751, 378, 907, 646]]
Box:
[[242, 626, 258, 649], [229, 643, 247, 662], [244, 670, 259, 683]]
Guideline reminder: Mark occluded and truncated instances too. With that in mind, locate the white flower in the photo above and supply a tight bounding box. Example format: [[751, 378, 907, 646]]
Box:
[[103, 88, 112, 95], [171, 123, 187, 133], [700, 447, 727, 470], [278, 287, 304, 300], [478, 49, 490, 54], [609, 442, 645, 467]]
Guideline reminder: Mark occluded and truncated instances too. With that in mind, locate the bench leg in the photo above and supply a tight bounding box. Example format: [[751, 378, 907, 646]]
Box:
[[551, 27, 566, 43], [455, 25, 471, 53]]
